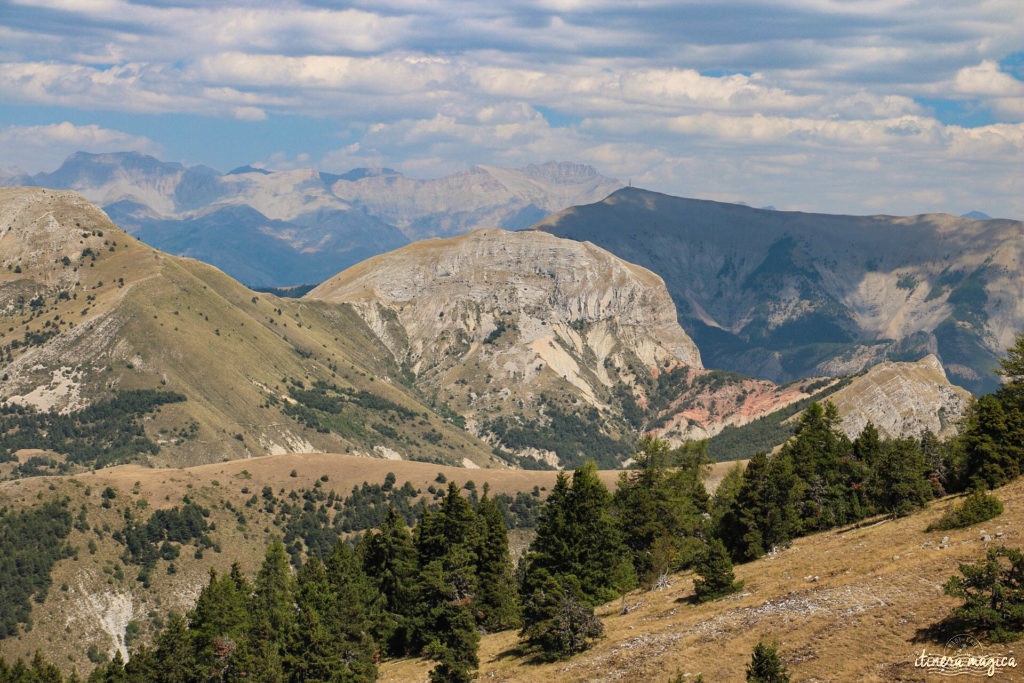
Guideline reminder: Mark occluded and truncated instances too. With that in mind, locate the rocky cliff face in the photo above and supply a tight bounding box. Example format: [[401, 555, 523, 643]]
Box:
[[0, 188, 498, 468], [11, 153, 621, 287], [308, 228, 700, 393], [825, 354, 972, 440], [307, 229, 827, 466], [533, 187, 1024, 394]]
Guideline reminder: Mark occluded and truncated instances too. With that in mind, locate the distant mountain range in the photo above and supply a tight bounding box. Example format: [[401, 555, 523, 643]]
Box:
[[2, 152, 622, 287], [533, 188, 1024, 393]]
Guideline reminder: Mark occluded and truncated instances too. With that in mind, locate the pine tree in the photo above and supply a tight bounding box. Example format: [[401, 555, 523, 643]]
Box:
[[190, 568, 249, 678], [874, 438, 933, 516], [286, 557, 376, 682], [614, 437, 710, 584], [520, 571, 603, 661], [148, 612, 197, 682], [961, 394, 1024, 489], [746, 641, 790, 682], [360, 506, 419, 655], [474, 486, 521, 631], [943, 545, 1024, 642], [523, 461, 635, 606], [693, 538, 742, 602]]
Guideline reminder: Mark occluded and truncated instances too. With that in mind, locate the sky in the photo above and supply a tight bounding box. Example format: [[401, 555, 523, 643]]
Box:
[[1, 0, 1023, 218]]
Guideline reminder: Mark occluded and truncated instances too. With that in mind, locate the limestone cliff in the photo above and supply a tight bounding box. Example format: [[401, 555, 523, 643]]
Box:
[[824, 355, 971, 439]]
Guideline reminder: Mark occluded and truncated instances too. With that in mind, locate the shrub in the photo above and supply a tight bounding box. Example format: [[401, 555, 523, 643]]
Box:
[[746, 641, 790, 682], [693, 539, 743, 603], [928, 490, 1004, 531], [943, 545, 1024, 642]]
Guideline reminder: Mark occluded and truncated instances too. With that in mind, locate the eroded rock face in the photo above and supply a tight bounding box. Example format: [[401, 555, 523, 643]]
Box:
[[307, 229, 703, 461], [826, 354, 972, 439], [534, 187, 1024, 394], [310, 228, 701, 371]]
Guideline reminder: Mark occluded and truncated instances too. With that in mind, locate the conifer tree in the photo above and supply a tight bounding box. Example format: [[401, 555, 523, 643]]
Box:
[[614, 437, 710, 583], [520, 571, 603, 661], [943, 545, 1024, 642], [962, 394, 1023, 489], [414, 483, 485, 679], [874, 438, 933, 516], [693, 538, 742, 602], [148, 612, 197, 682], [474, 486, 521, 631], [746, 641, 790, 682], [287, 557, 376, 682], [189, 568, 249, 677], [524, 462, 634, 606], [360, 506, 419, 655]]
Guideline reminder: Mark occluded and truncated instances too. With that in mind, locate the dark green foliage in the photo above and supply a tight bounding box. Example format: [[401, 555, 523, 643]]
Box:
[[746, 641, 790, 682], [483, 405, 631, 469], [0, 390, 185, 470], [115, 502, 210, 568], [281, 379, 418, 443], [943, 546, 1024, 643], [519, 572, 603, 661], [874, 438, 934, 517], [693, 538, 742, 602], [960, 391, 1024, 490], [473, 489, 521, 631], [719, 406, 947, 562], [522, 463, 636, 607], [613, 437, 710, 584], [0, 501, 73, 637], [360, 508, 419, 656], [928, 490, 1004, 531]]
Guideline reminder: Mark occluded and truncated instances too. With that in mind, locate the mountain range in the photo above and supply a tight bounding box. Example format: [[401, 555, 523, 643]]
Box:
[[533, 187, 1024, 394], [0, 188, 970, 473], [1, 152, 622, 287]]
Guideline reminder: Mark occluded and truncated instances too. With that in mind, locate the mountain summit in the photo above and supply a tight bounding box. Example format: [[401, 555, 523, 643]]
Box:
[[7, 153, 622, 287], [532, 187, 1024, 393]]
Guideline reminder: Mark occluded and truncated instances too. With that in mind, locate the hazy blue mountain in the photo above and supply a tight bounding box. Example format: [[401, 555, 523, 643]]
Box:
[[532, 187, 1024, 393], [20, 152, 620, 287]]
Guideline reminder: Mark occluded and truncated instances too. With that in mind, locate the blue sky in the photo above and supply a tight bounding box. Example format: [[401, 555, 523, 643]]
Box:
[[1, 1, 1022, 217]]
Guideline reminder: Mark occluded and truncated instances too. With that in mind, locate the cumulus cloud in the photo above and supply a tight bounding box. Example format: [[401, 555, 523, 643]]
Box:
[[1, 0, 1023, 216], [0, 122, 158, 173]]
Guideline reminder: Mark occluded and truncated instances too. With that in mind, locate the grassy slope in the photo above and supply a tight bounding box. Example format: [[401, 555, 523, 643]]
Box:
[[0, 188, 497, 468], [0, 455, 738, 674], [381, 478, 1024, 682]]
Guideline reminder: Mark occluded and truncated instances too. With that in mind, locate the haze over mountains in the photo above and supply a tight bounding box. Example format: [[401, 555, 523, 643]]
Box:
[[534, 187, 1024, 394], [1, 152, 622, 287]]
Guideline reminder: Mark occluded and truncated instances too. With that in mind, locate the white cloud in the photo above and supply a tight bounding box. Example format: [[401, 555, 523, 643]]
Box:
[[0, 122, 158, 173], [1, 0, 1023, 216]]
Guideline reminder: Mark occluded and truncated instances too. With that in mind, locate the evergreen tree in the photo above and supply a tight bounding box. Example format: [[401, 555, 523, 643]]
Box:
[[693, 538, 742, 602], [525, 461, 635, 605], [474, 486, 521, 631], [961, 393, 1024, 489], [148, 612, 197, 682], [417, 559, 480, 683], [286, 557, 376, 682], [415, 483, 485, 679], [614, 437, 710, 584], [189, 568, 249, 678], [360, 507, 418, 655], [746, 641, 790, 682], [874, 438, 933, 516], [519, 571, 603, 661], [943, 545, 1024, 643]]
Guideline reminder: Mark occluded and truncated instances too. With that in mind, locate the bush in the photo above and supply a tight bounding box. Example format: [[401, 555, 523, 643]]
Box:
[[746, 641, 790, 682], [943, 545, 1024, 642], [693, 539, 743, 603], [928, 490, 1004, 531]]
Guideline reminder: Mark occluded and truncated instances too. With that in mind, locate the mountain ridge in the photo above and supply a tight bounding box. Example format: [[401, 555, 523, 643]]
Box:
[[532, 186, 1024, 393]]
